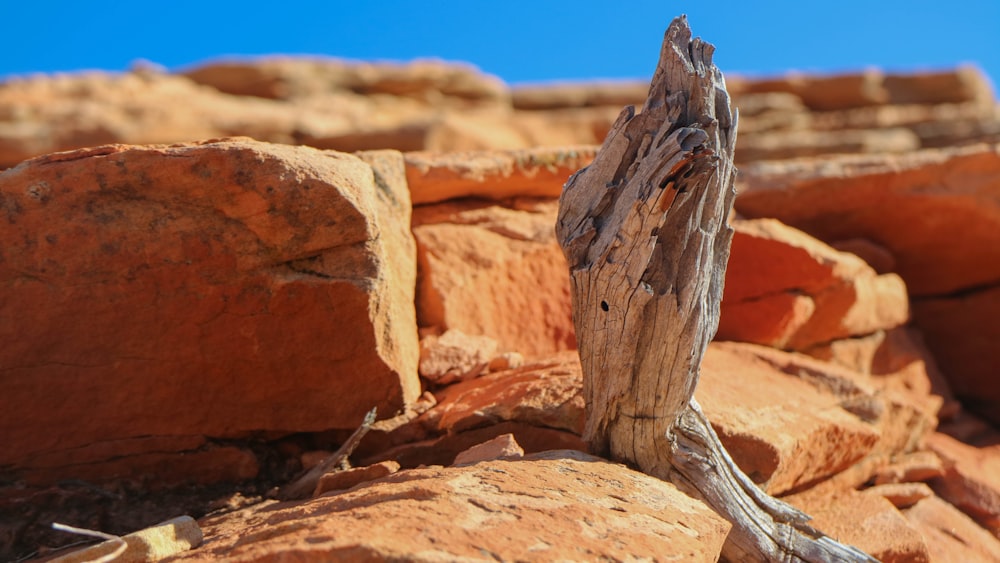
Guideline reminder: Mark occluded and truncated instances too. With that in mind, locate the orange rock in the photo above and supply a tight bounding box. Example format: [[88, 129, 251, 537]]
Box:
[[422, 108, 619, 153], [735, 127, 920, 162], [868, 326, 957, 420], [314, 461, 400, 496], [719, 342, 937, 461], [913, 286, 1000, 422], [453, 433, 525, 465], [737, 144, 1000, 423], [364, 421, 587, 469], [173, 451, 731, 562], [737, 145, 1000, 297], [0, 70, 406, 168], [719, 219, 909, 351], [865, 482, 934, 509], [182, 57, 510, 105], [925, 432, 1000, 537], [904, 495, 1000, 562], [0, 139, 419, 485], [412, 198, 575, 357], [418, 329, 499, 385], [783, 488, 930, 562], [872, 451, 946, 485], [729, 66, 994, 111], [698, 343, 881, 494], [510, 80, 648, 110], [422, 352, 585, 436], [404, 146, 596, 205]]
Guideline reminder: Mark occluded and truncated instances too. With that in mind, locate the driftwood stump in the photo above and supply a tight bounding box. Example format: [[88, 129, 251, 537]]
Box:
[[556, 16, 877, 562]]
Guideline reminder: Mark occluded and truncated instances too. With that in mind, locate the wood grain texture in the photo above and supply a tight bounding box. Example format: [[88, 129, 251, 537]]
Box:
[[556, 15, 876, 562]]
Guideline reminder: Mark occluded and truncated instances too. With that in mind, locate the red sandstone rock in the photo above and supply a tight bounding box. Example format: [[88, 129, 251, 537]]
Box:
[[422, 352, 585, 436], [727, 69, 888, 111], [172, 451, 731, 562], [0, 139, 419, 485], [728, 66, 994, 111], [453, 433, 525, 465], [314, 461, 400, 496], [865, 482, 934, 509], [698, 343, 881, 494], [412, 198, 575, 357], [737, 144, 1000, 424], [510, 80, 648, 110], [404, 146, 596, 204], [719, 218, 909, 351], [364, 421, 587, 469], [783, 488, 930, 562], [904, 495, 1000, 562], [737, 145, 1000, 297], [418, 329, 499, 384], [735, 127, 920, 162], [0, 70, 422, 168], [421, 107, 620, 153], [182, 57, 510, 105], [721, 343, 937, 460], [925, 432, 1000, 536], [872, 451, 946, 485]]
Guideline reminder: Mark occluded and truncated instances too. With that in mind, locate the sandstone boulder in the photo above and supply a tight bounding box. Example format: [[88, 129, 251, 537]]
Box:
[[412, 198, 575, 357], [418, 329, 503, 385], [904, 495, 1000, 562], [452, 433, 525, 465], [181, 57, 510, 105], [511, 80, 648, 110], [734, 127, 920, 162], [698, 343, 882, 494], [727, 66, 994, 111], [404, 145, 596, 204], [737, 144, 1000, 424], [926, 431, 1000, 536], [0, 67, 461, 168], [719, 218, 909, 351], [0, 139, 419, 485], [782, 488, 931, 562], [170, 451, 732, 562]]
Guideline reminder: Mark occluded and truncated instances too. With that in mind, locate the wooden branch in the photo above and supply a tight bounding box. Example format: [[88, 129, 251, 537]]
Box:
[[556, 16, 876, 562], [279, 407, 377, 500]]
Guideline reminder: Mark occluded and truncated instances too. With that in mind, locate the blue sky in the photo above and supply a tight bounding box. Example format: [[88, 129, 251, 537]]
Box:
[[2, 1, 998, 90]]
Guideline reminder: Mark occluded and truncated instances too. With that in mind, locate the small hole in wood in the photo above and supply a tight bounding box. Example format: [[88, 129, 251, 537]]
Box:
[[600, 300, 609, 312]]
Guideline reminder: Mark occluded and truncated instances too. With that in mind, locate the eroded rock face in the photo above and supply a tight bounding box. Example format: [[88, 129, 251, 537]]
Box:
[[181, 57, 510, 105], [926, 432, 1000, 537], [720, 218, 909, 351], [736, 144, 1000, 424], [170, 451, 732, 562], [0, 139, 419, 484], [404, 145, 597, 205], [412, 198, 575, 357]]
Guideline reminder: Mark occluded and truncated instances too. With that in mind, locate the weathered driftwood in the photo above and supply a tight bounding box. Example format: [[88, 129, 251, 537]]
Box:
[[556, 16, 876, 562]]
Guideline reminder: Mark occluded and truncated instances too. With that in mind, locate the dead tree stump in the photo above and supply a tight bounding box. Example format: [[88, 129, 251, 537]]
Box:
[[556, 16, 877, 562]]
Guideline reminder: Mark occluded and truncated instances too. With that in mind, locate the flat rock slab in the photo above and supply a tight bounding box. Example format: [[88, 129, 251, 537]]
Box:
[[698, 343, 881, 494], [404, 146, 597, 204], [735, 144, 1000, 424], [412, 198, 575, 357], [720, 218, 908, 350], [926, 431, 1000, 536], [0, 139, 419, 484], [172, 451, 731, 562]]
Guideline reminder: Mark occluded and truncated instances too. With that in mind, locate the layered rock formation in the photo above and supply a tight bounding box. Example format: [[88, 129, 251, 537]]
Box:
[[3, 57, 1000, 562], [0, 139, 420, 486]]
